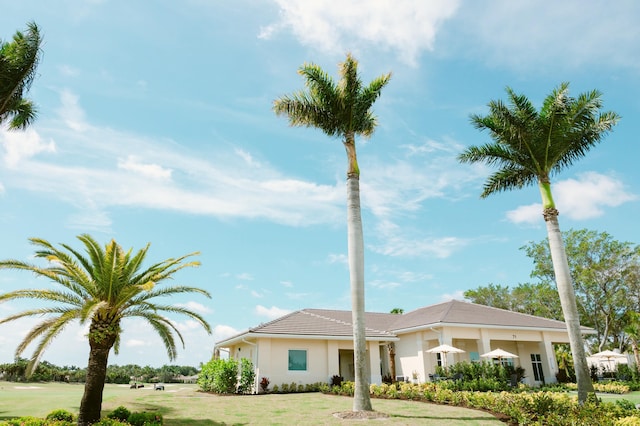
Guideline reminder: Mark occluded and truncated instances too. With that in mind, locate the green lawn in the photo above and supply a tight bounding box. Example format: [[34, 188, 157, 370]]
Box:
[[0, 381, 503, 425]]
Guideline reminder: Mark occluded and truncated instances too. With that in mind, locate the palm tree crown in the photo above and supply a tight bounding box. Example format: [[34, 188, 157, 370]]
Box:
[[274, 53, 391, 177], [0, 21, 42, 129], [460, 82, 619, 204]]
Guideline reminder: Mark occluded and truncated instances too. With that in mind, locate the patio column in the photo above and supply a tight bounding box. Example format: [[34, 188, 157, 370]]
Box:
[[541, 332, 558, 383], [327, 340, 339, 382], [368, 341, 382, 385], [478, 328, 492, 355]]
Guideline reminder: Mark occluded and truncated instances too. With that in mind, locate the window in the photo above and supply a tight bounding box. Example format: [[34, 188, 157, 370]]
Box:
[[531, 353, 544, 382], [470, 352, 480, 363], [288, 349, 307, 371]]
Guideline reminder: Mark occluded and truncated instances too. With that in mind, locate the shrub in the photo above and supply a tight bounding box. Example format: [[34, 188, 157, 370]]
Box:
[[259, 376, 270, 392], [107, 406, 131, 422], [45, 410, 74, 422], [271, 384, 279, 393], [128, 411, 163, 426], [238, 358, 255, 394], [92, 419, 129, 426], [198, 358, 238, 394], [330, 375, 343, 386]]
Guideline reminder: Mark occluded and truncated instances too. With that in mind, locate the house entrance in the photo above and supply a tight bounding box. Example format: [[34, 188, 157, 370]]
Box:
[[338, 349, 370, 382]]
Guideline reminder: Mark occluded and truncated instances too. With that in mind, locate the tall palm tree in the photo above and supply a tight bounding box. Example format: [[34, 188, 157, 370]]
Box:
[[458, 82, 619, 404], [0, 235, 212, 425], [274, 54, 391, 412], [0, 21, 42, 129]]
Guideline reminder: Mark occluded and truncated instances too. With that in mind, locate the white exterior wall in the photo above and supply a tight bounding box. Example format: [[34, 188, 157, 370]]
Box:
[[221, 326, 570, 388]]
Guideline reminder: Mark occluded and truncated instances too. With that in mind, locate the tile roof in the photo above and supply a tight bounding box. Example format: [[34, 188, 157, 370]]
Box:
[[215, 300, 587, 347], [388, 299, 573, 332]]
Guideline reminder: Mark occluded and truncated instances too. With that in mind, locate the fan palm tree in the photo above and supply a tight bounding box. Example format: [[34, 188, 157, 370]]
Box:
[[0, 21, 42, 129], [0, 234, 212, 425], [274, 53, 391, 411], [458, 82, 619, 404]]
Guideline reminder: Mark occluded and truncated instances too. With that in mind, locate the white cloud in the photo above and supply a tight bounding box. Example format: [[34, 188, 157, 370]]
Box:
[[327, 253, 348, 265], [236, 273, 254, 281], [505, 203, 542, 225], [261, 0, 460, 65], [440, 291, 465, 302], [175, 301, 213, 314], [125, 339, 148, 347], [118, 156, 173, 180], [452, 0, 640, 71], [370, 220, 468, 258], [255, 305, 291, 320], [58, 64, 80, 77], [369, 280, 401, 289], [0, 90, 345, 228], [0, 128, 56, 167], [213, 324, 239, 341], [506, 172, 636, 225], [58, 90, 89, 131], [280, 281, 293, 288]]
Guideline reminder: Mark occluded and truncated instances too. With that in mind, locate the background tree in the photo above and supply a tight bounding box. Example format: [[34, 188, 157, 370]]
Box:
[[0, 234, 212, 425], [464, 282, 563, 321], [464, 284, 512, 310], [274, 54, 391, 412], [0, 21, 42, 129], [458, 83, 619, 403]]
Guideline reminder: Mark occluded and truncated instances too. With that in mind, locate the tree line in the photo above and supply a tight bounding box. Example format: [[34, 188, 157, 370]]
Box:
[[0, 358, 198, 384], [465, 228, 640, 366]]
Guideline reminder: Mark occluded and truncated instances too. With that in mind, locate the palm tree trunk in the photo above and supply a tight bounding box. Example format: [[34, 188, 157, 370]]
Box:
[[346, 174, 372, 411], [78, 335, 113, 425], [544, 209, 594, 404]]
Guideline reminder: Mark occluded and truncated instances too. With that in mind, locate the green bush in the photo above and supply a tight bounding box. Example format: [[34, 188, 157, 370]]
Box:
[[198, 358, 238, 393], [127, 412, 162, 426], [107, 406, 132, 422], [45, 410, 74, 422], [92, 419, 129, 426], [238, 358, 255, 394]]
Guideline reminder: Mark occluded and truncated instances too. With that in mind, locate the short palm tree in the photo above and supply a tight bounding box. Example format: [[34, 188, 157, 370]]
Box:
[[458, 82, 619, 404], [0, 21, 42, 129], [0, 235, 212, 425], [274, 53, 391, 412]]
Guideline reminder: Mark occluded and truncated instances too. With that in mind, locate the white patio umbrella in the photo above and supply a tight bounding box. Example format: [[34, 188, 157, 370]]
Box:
[[480, 348, 519, 361], [426, 344, 465, 367], [591, 350, 626, 372]]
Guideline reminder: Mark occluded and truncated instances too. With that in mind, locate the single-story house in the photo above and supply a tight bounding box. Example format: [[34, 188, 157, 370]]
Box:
[[214, 299, 594, 391]]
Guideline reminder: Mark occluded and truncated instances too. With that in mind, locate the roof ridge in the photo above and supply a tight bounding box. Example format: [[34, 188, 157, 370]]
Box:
[[461, 300, 567, 325], [303, 309, 395, 336], [250, 309, 299, 332]]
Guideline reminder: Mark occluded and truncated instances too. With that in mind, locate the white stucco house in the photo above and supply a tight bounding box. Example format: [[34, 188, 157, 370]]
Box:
[[214, 299, 594, 391]]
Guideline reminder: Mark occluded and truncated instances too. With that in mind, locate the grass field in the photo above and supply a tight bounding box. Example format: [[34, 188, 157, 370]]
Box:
[[0, 381, 504, 425]]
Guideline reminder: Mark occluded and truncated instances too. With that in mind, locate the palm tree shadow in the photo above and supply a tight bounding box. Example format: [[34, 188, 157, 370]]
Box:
[[108, 402, 245, 426]]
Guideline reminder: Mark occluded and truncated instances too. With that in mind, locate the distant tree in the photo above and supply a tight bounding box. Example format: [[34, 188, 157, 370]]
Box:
[[0, 22, 42, 129], [0, 234, 212, 425], [464, 282, 563, 321], [464, 284, 512, 310], [389, 308, 404, 314], [459, 83, 619, 403], [274, 54, 391, 412]]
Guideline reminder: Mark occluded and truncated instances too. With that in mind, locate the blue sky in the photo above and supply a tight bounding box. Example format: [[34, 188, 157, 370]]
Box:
[[1, 0, 638, 368]]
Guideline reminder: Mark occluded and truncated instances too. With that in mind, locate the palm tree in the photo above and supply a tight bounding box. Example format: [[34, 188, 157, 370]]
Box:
[[0, 235, 212, 425], [458, 83, 619, 403], [274, 54, 391, 412], [0, 21, 42, 129]]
